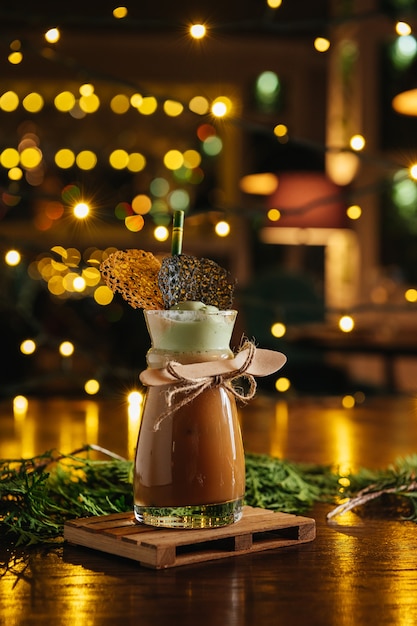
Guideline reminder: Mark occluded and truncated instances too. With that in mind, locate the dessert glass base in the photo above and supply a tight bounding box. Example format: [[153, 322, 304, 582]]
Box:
[[134, 498, 244, 529]]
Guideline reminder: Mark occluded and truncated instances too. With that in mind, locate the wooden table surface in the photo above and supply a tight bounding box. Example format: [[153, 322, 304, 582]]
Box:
[[2, 393, 417, 625]]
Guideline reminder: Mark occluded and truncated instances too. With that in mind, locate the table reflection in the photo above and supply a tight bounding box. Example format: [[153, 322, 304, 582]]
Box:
[[2, 395, 417, 473]]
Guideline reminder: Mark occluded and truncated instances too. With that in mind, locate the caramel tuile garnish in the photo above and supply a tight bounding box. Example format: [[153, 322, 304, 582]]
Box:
[[100, 249, 164, 310]]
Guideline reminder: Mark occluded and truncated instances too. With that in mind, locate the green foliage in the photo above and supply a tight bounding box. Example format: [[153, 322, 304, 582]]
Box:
[[0, 448, 133, 546], [244, 453, 338, 513], [3, 449, 417, 547]]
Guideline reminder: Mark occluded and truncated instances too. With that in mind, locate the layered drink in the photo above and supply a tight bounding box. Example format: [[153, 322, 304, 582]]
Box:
[[133, 303, 245, 528]]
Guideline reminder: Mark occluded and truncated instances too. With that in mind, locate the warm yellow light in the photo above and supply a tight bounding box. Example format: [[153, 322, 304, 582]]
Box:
[[405, 288, 417, 302], [109, 149, 129, 169], [275, 377, 290, 392], [189, 96, 210, 115], [59, 341, 74, 357], [267, 0, 282, 7], [130, 93, 143, 108], [314, 37, 331, 52], [137, 96, 158, 115], [54, 91, 76, 112], [1, 148, 19, 168], [163, 149, 184, 170], [268, 208, 281, 221], [215, 221, 230, 237], [271, 322, 286, 338], [127, 152, 146, 172], [409, 163, 417, 180], [45, 28, 60, 43], [84, 379, 100, 395], [5, 249, 21, 266], [163, 100, 184, 117], [22, 92, 44, 113], [73, 276, 86, 292], [79, 93, 100, 113], [8, 167, 23, 180], [63, 272, 79, 293], [350, 134, 365, 151], [240, 172, 278, 195], [76, 150, 97, 170], [79, 83, 95, 97], [154, 225, 169, 242], [20, 147, 43, 169], [48, 276, 65, 296], [0, 91, 19, 112], [342, 395, 356, 409], [73, 202, 90, 218], [338, 315, 355, 332], [82, 267, 101, 286], [55, 148, 75, 169], [128, 390, 144, 406], [396, 21, 412, 36], [125, 215, 145, 232], [13, 395, 28, 415], [113, 6, 128, 19], [132, 194, 152, 215], [273, 123, 288, 138], [110, 94, 130, 114], [94, 285, 114, 305], [346, 204, 362, 220], [183, 149, 201, 168], [20, 339, 36, 355], [8, 51, 23, 64], [190, 23, 206, 39], [211, 97, 232, 118]]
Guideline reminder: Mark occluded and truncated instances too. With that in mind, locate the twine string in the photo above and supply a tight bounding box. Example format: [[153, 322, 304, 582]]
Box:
[[152, 340, 257, 430]]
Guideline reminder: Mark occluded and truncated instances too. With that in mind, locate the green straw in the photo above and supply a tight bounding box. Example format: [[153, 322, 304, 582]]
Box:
[[171, 210, 184, 255]]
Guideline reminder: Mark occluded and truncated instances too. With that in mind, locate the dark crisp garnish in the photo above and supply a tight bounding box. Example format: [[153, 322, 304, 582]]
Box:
[[158, 254, 235, 309]]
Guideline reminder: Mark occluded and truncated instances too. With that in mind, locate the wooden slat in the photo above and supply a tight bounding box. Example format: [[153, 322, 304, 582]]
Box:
[[64, 506, 315, 569]]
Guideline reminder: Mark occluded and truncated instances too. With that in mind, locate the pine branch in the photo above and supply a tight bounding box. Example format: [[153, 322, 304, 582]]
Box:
[[3, 449, 417, 547]]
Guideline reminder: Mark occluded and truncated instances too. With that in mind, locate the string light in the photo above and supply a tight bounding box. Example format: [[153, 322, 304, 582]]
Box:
[[338, 315, 355, 333], [350, 134, 366, 151], [59, 341, 74, 357], [409, 163, 417, 180], [405, 288, 417, 302], [154, 225, 169, 241], [346, 204, 362, 220], [214, 220, 230, 237], [8, 51, 23, 64], [84, 379, 100, 394], [5, 249, 21, 266], [73, 202, 90, 219], [190, 24, 206, 39], [342, 395, 356, 409], [314, 37, 330, 52], [2, 6, 417, 401], [211, 97, 232, 118], [113, 6, 128, 19], [44, 28, 60, 44], [271, 322, 286, 338], [396, 21, 412, 36], [20, 339, 36, 355], [275, 377, 290, 392]]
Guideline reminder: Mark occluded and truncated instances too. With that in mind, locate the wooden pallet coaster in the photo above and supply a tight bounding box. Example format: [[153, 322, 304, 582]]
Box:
[[64, 505, 316, 570]]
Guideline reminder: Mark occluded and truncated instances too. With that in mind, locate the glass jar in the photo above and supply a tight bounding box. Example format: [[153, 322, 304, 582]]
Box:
[[133, 308, 245, 528]]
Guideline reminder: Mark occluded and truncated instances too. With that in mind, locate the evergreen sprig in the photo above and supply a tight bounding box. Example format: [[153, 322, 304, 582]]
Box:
[[3, 448, 417, 547], [0, 447, 133, 547]]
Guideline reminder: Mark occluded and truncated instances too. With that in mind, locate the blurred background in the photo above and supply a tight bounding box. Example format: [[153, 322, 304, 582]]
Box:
[[2, 0, 417, 399]]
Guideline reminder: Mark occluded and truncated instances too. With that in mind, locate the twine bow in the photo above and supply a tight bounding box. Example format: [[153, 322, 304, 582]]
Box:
[[139, 340, 287, 430]]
